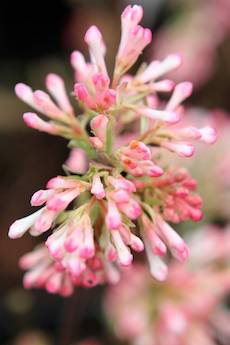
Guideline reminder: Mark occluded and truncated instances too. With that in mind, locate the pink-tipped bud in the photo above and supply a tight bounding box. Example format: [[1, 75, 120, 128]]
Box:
[[85, 25, 103, 46], [45, 73, 73, 114], [108, 176, 136, 193], [46, 189, 80, 212], [70, 51, 89, 82], [65, 148, 89, 174], [31, 189, 54, 206], [179, 127, 201, 140], [121, 5, 143, 24], [92, 73, 109, 90], [23, 112, 57, 134], [152, 80, 175, 92], [31, 209, 57, 236], [166, 82, 193, 111], [139, 108, 180, 124], [111, 230, 133, 267], [33, 90, 65, 119], [130, 233, 144, 252], [162, 141, 195, 157], [118, 199, 142, 220], [106, 200, 122, 230], [46, 176, 84, 189], [8, 208, 45, 239], [126, 140, 151, 160], [84, 26, 107, 76], [137, 54, 181, 83], [199, 126, 217, 144], [90, 114, 108, 142], [144, 236, 168, 281], [74, 83, 89, 101], [156, 216, 189, 263], [110, 190, 130, 203], [15, 83, 36, 108], [91, 175, 105, 200], [102, 89, 116, 109]]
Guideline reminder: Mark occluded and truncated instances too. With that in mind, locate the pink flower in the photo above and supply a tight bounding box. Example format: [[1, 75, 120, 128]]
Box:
[[104, 226, 230, 345], [9, 4, 216, 295]]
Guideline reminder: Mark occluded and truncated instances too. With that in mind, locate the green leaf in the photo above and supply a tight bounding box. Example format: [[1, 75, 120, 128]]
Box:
[[69, 139, 97, 159], [105, 118, 114, 155]]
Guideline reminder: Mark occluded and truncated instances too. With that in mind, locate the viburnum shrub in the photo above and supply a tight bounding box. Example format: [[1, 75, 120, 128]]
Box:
[[9, 5, 216, 296]]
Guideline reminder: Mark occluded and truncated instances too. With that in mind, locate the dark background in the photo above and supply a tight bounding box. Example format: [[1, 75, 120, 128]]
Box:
[[0, 1, 229, 344]]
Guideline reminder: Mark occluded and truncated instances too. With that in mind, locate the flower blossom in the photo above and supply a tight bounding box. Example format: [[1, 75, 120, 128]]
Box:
[[9, 4, 216, 295], [104, 226, 230, 345]]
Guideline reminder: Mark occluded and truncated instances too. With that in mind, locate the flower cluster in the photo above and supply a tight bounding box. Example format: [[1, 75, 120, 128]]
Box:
[[104, 226, 230, 345], [9, 5, 216, 295]]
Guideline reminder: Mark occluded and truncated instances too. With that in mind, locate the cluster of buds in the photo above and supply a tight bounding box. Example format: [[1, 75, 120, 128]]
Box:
[[9, 4, 216, 295], [104, 226, 230, 345]]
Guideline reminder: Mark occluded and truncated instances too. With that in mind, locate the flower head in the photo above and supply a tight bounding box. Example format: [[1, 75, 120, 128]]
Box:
[[9, 4, 216, 295]]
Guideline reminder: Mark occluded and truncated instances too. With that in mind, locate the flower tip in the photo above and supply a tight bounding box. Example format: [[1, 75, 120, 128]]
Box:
[[84, 25, 102, 44], [175, 245, 190, 263], [23, 112, 38, 128], [8, 217, 31, 239], [167, 53, 182, 69], [8, 222, 20, 239], [151, 264, 168, 282], [200, 127, 217, 144], [74, 83, 88, 101], [15, 83, 31, 100], [166, 111, 181, 124], [177, 81, 193, 99], [46, 73, 63, 88], [122, 4, 143, 23]]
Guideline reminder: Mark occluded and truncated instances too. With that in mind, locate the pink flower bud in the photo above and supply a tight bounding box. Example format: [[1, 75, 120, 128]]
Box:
[[162, 141, 195, 157], [79, 217, 95, 259], [74, 83, 89, 101], [46, 272, 63, 294], [65, 148, 89, 174], [101, 89, 116, 109], [46, 189, 81, 212], [31, 189, 54, 206], [46, 176, 84, 189], [84, 26, 107, 76], [33, 90, 65, 119], [15, 83, 40, 110], [166, 82, 193, 111], [142, 215, 167, 256], [156, 216, 189, 263], [90, 115, 108, 142], [137, 54, 181, 83], [143, 236, 168, 281], [30, 209, 57, 235], [129, 233, 144, 252], [111, 230, 133, 267], [45, 73, 73, 114], [139, 107, 180, 124], [108, 176, 136, 193], [118, 198, 142, 220], [110, 190, 130, 203], [70, 51, 89, 82], [23, 112, 58, 134], [152, 79, 175, 92], [199, 126, 217, 144], [121, 5, 143, 24], [124, 140, 151, 160], [8, 207, 45, 239], [91, 175, 105, 200], [106, 199, 122, 230]]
